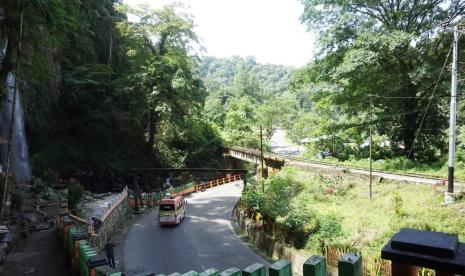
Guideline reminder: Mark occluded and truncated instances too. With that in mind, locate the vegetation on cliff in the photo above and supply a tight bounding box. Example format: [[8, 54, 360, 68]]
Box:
[[0, 1, 221, 174]]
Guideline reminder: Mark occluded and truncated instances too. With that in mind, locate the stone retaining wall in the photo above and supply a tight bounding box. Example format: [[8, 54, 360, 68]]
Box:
[[234, 207, 310, 275], [89, 189, 129, 251]]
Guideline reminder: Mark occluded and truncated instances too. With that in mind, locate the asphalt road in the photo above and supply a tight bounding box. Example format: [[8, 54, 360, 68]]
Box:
[[123, 181, 269, 275]]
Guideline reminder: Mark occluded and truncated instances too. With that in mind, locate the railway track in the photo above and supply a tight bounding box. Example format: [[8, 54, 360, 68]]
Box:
[[230, 146, 464, 186]]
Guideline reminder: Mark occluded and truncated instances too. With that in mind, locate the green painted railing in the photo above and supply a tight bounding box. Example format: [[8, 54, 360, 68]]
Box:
[[141, 257, 363, 276]]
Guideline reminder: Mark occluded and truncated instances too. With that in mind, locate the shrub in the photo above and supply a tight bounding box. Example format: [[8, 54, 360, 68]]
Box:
[[283, 194, 317, 232], [308, 174, 354, 199], [281, 194, 319, 248], [390, 191, 403, 217], [306, 213, 344, 253], [318, 214, 343, 241], [67, 178, 84, 210], [241, 183, 265, 214], [263, 175, 299, 218], [41, 169, 58, 186]]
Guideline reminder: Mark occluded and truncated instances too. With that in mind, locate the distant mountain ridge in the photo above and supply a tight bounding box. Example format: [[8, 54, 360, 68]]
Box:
[[199, 56, 293, 96]]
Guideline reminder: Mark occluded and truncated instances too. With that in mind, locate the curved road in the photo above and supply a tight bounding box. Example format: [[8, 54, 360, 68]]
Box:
[[123, 181, 268, 275]]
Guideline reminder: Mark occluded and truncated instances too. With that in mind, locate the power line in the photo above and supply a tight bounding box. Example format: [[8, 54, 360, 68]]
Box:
[[360, 20, 455, 77], [407, 43, 454, 158], [369, 62, 453, 100]]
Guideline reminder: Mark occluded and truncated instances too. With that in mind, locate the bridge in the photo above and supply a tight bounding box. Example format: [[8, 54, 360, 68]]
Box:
[[227, 146, 454, 185], [228, 146, 285, 169]]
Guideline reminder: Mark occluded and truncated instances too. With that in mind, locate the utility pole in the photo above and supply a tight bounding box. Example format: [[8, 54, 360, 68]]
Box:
[[446, 25, 459, 205], [260, 125, 264, 192], [369, 96, 373, 199]]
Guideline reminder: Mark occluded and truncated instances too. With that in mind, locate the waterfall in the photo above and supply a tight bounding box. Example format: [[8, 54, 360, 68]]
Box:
[[0, 72, 32, 182]]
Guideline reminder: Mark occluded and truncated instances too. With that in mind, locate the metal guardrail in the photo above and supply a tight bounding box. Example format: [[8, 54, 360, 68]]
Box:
[[196, 174, 243, 191]]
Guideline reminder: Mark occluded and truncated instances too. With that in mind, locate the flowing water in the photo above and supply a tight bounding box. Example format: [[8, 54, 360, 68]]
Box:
[[0, 72, 32, 182]]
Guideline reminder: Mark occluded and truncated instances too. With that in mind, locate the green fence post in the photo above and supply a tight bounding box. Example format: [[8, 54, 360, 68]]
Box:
[[269, 260, 291, 276], [338, 253, 362, 276], [242, 263, 266, 276], [303, 256, 327, 276], [67, 227, 77, 257], [181, 271, 199, 276], [200, 268, 219, 276], [87, 255, 107, 276], [220, 267, 242, 276]]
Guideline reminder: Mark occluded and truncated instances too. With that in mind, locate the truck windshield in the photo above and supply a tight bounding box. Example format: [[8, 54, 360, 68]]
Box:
[[159, 204, 175, 211]]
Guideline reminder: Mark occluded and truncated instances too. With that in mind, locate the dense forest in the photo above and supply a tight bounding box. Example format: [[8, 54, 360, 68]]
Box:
[[293, 0, 465, 164], [1, 0, 465, 179], [201, 1, 465, 174], [0, 0, 222, 175], [200, 56, 295, 148], [1, 1, 465, 269]]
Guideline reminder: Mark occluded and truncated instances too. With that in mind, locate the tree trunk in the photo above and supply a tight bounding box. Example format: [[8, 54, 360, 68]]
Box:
[[400, 63, 418, 159], [402, 97, 417, 159], [147, 109, 155, 146]]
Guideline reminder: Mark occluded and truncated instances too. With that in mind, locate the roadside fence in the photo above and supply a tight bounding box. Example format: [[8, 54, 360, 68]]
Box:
[[195, 174, 243, 191]]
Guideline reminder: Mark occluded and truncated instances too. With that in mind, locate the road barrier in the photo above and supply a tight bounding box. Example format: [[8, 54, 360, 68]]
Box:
[[128, 182, 197, 209], [195, 174, 243, 192], [128, 176, 243, 210]]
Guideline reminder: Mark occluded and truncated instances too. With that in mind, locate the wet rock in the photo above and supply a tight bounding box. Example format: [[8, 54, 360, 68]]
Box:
[[22, 213, 39, 224], [32, 223, 51, 231]]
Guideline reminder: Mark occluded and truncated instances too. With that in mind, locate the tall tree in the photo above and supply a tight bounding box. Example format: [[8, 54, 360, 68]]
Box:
[[117, 4, 210, 166], [298, 0, 465, 160]]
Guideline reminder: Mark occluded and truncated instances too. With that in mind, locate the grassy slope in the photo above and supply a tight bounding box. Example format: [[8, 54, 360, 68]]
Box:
[[285, 168, 465, 255]]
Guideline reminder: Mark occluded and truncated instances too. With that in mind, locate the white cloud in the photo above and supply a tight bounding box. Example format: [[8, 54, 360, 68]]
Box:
[[123, 0, 315, 67]]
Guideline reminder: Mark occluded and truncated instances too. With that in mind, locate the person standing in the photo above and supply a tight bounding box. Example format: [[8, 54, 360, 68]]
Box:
[[104, 238, 116, 268]]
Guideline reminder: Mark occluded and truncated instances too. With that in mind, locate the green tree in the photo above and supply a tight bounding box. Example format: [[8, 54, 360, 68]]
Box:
[[199, 56, 295, 149], [0, 1, 223, 174], [298, 0, 465, 161]]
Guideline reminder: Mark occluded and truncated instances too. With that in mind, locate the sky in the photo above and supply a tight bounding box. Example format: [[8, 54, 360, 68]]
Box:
[[123, 0, 315, 67]]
